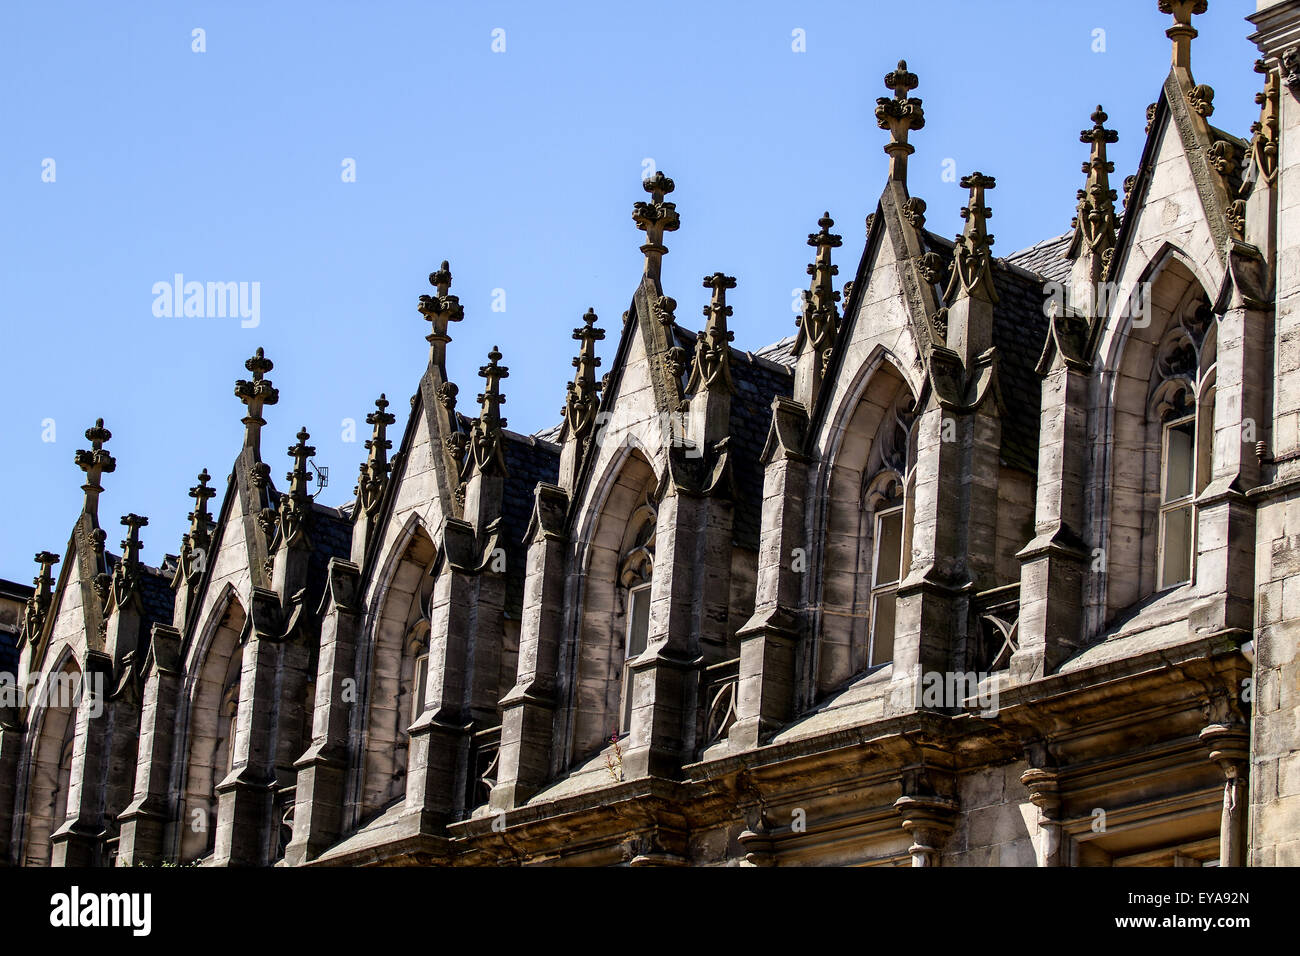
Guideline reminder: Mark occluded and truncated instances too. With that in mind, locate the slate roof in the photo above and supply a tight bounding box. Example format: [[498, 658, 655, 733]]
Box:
[[501, 432, 561, 618], [671, 326, 795, 551], [0, 578, 28, 676], [0, 634, 15, 676], [925, 232, 1057, 474], [307, 502, 355, 608], [99, 552, 178, 646], [1004, 232, 1072, 285]]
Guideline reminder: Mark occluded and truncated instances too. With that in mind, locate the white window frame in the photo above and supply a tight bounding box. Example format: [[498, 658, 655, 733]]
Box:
[[411, 652, 429, 724], [620, 582, 652, 734], [868, 504, 905, 669], [1157, 412, 1197, 591]]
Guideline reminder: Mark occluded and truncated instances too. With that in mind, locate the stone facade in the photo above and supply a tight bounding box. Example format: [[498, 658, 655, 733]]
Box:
[[2, 0, 1297, 866]]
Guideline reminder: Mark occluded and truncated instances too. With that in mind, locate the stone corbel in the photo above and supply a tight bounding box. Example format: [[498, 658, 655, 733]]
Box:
[[760, 397, 810, 465], [894, 762, 958, 866], [1281, 47, 1300, 99], [439, 517, 480, 574], [1214, 238, 1272, 313], [246, 586, 285, 642], [1036, 302, 1093, 375], [926, 346, 967, 409], [1200, 693, 1250, 867], [737, 814, 777, 867], [1020, 737, 1064, 867]]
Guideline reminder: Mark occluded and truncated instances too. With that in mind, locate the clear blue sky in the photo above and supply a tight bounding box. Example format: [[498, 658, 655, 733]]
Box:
[[0, 0, 1261, 582]]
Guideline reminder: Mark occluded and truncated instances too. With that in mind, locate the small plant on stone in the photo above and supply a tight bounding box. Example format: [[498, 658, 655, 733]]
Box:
[[605, 729, 625, 782]]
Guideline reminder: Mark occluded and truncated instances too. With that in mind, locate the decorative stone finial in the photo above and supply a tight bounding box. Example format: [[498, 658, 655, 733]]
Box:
[[234, 348, 279, 458], [356, 394, 396, 521], [875, 60, 926, 185], [112, 513, 148, 605], [1072, 106, 1119, 273], [1252, 59, 1280, 184], [21, 551, 60, 647], [1159, 0, 1207, 71], [687, 273, 737, 394], [632, 172, 680, 284], [945, 172, 998, 304], [418, 260, 465, 369], [278, 426, 316, 547], [177, 468, 216, 586], [468, 346, 509, 477], [74, 418, 116, 521], [797, 212, 843, 373], [563, 308, 605, 444]]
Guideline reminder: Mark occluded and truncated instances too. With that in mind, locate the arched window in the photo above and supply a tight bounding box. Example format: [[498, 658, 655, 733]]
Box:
[[359, 524, 436, 821], [864, 474, 907, 668], [617, 490, 656, 734], [1149, 297, 1215, 592], [23, 655, 82, 866], [219, 679, 240, 776], [180, 596, 244, 863], [410, 632, 430, 726], [819, 363, 916, 694], [572, 449, 658, 762]]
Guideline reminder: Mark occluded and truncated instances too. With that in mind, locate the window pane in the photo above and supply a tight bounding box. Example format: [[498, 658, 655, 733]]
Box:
[[1161, 505, 1193, 588], [874, 509, 903, 586], [871, 592, 896, 667], [1164, 419, 1195, 502], [621, 661, 635, 733], [412, 655, 429, 723], [627, 585, 651, 659]]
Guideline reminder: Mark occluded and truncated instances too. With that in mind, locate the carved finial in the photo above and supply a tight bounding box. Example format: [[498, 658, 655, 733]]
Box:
[[418, 260, 465, 369], [112, 513, 148, 605], [797, 212, 843, 363], [468, 346, 509, 477], [177, 468, 216, 586], [278, 426, 316, 547], [74, 418, 116, 522], [687, 273, 737, 394], [563, 308, 605, 444], [945, 173, 998, 304], [356, 394, 396, 522], [21, 551, 60, 648], [632, 172, 680, 284], [1159, 0, 1207, 71], [1252, 59, 1281, 184], [875, 59, 926, 185], [1071, 106, 1119, 272], [234, 348, 279, 458]]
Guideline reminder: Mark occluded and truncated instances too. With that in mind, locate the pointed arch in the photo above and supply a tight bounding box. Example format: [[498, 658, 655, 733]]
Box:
[[567, 443, 661, 765], [1097, 243, 1219, 625], [811, 350, 918, 697], [175, 586, 246, 863], [353, 515, 438, 824], [18, 647, 83, 866]]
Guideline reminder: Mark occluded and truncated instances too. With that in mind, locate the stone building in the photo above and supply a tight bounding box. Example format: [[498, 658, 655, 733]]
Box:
[[2, 0, 1298, 866]]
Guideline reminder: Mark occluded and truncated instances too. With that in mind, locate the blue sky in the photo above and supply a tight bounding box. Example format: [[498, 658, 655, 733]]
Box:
[[0, 0, 1261, 582]]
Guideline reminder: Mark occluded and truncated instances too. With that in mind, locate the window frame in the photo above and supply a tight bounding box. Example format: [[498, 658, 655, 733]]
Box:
[[619, 582, 652, 734], [868, 502, 905, 669], [1157, 411, 1197, 591], [411, 652, 430, 724]]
